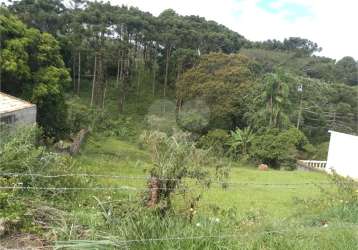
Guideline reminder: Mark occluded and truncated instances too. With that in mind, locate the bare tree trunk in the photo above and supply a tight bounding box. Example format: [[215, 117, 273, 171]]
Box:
[[177, 60, 182, 81], [116, 54, 120, 87], [269, 94, 273, 127], [69, 129, 89, 155], [152, 65, 156, 96], [118, 50, 128, 112], [143, 44, 146, 62], [102, 80, 107, 109], [163, 45, 171, 97], [77, 51, 81, 95], [120, 54, 124, 81], [72, 51, 76, 92], [147, 177, 160, 207], [332, 111, 336, 130], [95, 52, 104, 106], [176, 98, 183, 113], [136, 59, 141, 99], [90, 53, 97, 107]]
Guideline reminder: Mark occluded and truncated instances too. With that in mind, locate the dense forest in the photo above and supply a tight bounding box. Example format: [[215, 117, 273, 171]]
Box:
[[1, 0, 356, 142], [0, 0, 358, 248]]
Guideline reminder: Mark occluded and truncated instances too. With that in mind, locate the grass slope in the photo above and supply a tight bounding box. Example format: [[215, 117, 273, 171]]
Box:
[[76, 134, 330, 219]]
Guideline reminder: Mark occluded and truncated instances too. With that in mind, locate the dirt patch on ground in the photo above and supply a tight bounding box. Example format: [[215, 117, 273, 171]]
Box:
[[0, 234, 50, 250]]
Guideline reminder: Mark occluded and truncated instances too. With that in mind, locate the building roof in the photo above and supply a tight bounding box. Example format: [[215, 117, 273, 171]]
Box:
[[0, 92, 35, 114], [328, 130, 358, 138]]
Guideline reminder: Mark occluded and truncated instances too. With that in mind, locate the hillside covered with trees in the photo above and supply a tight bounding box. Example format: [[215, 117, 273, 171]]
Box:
[[1, 0, 356, 140], [0, 0, 357, 248]]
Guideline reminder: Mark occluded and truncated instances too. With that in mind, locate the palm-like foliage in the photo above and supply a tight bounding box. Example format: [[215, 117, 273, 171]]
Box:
[[262, 72, 290, 128], [227, 127, 254, 156]]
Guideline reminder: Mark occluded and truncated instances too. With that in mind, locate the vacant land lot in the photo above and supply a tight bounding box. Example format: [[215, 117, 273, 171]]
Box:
[[77, 136, 330, 217]]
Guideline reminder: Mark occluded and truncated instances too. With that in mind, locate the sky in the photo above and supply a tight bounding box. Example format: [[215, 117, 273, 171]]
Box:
[[108, 0, 358, 60]]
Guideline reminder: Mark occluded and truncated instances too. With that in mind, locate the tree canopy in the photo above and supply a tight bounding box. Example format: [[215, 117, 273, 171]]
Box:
[[176, 53, 260, 130], [0, 8, 70, 138], [1, 0, 357, 142]]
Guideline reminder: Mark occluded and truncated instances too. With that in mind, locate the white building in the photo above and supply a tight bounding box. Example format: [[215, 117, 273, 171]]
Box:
[[0, 92, 36, 126], [326, 130, 358, 179]]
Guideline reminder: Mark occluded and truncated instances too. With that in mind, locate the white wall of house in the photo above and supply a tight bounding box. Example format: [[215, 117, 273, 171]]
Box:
[[0, 92, 36, 126], [326, 131, 358, 179], [0, 106, 37, 125]]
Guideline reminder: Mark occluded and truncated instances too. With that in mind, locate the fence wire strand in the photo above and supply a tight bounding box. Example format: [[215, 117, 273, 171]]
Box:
[[0, 172, 346, 187]]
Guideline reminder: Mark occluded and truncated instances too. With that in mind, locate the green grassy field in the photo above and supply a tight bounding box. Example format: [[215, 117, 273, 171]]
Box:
[[57, 135, 358, 250], [75, 135, 331, 218]]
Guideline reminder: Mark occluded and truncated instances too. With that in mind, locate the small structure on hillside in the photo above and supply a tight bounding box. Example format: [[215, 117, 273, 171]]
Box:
[[297, 130, 358, 180], [0, 92, 36, 126], [326, 130, 358, 179]]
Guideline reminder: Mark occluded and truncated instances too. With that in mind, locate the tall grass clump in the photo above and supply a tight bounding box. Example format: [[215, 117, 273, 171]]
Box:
[[0, 125, 88, 236]]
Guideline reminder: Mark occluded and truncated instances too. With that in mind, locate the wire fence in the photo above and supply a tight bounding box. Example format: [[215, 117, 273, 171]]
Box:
[[0, 185, 318, 192], [2, 171, 357, 247], [1, 171, 342, 210], [1, 171, 355, 194], [0, 172, 347, 186]]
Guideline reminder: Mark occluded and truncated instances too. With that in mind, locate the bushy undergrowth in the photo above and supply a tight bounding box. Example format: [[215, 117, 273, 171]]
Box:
[[197, 129, 230, 157], [53, 196, 358, 250], [67, 99, 138, 140], [196, 127, 318, 169], [250, 128, 312, 169], [310, 141, 329, 160], [0, 125, 86, 195], [297, 173, 358, 225], [54, 203, 258, 249], [0, 125, 88, 236], [139, 129, 230, 213]]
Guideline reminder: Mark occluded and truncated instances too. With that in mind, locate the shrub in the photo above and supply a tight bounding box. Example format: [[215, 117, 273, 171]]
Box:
[[140, 129, 229, 213], [66, 98, 92, 135], [197, 129, 230, 156], [177, 110, 209, 134], [0, 125, 42, 173], [298, 173, 358, 225], [67, 98, 137, 139], [311, 141, 329, 160], [227, 127, 255, 159], [140, 130, 210, 212], [96, 115, 137, 139], [146, 114, 178, 135], [280, 127, 310, 151], [0, 125, 87, 199], [250, 128, 310, 169], [0, 125, 89, 236]]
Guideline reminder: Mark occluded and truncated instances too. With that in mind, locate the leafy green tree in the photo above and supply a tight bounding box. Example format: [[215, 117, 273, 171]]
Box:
[[177, 53, 259, 130], [262, 72, 290, 128], [336, 56, 358, 86], [158, 9, 183, 97], [0, 8, 70, 138], [250, 128, 310, 169], [250, 37, 321, 56], [9, 0, 67, 35], [5, 0, 357, 145], [282, 37, 322, 56], [197, 129, 229, 156], [240, 48, 357, 140], [248, 72, 292, 130]]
